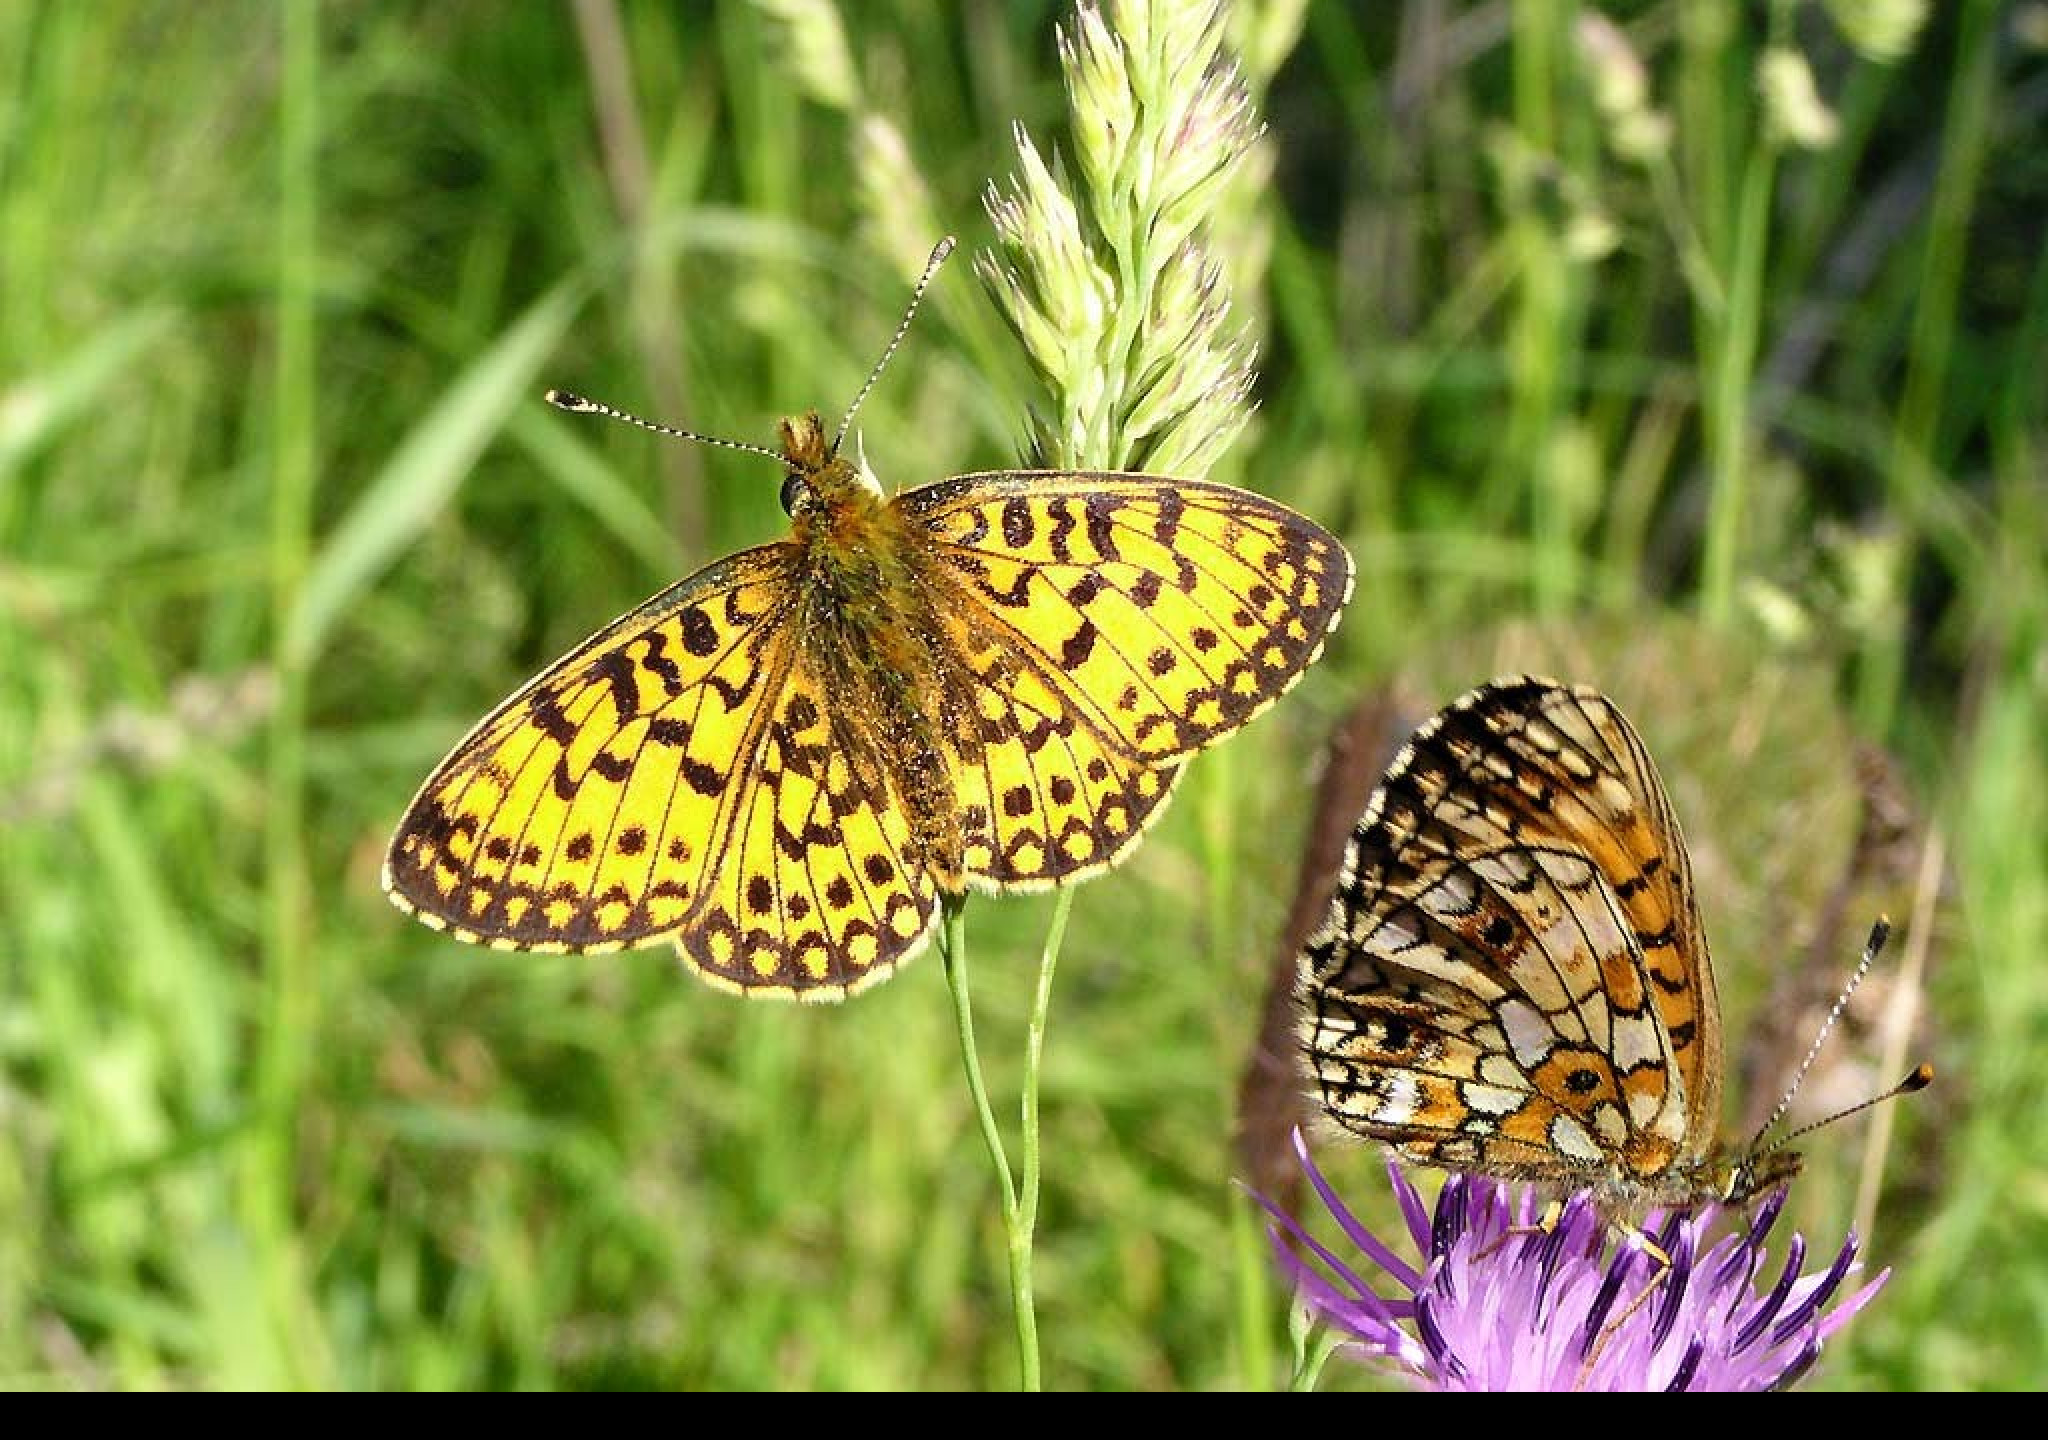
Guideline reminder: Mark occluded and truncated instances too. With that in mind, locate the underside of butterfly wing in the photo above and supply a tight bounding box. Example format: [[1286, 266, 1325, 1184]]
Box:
[[1300, 677, 1724, 1199]]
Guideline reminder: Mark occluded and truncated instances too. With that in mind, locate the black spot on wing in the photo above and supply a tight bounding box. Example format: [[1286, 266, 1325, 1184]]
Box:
[[1061, 619, 1098, 668], [1085, 496, 1121, 560], [587, 650, 640, 721], [531, 691, 577, 746], [640, 630, 684, 697], [679, 606, 719, 657], [1046, 499, 1077, 562], [1001, 496, 1034, 547], [1151, 489, 1185, 544]]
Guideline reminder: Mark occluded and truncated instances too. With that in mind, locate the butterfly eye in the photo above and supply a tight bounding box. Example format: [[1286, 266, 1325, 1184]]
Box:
[[779, 473, 812, 518]]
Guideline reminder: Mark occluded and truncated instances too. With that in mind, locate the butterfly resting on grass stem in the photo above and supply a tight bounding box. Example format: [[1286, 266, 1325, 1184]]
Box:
[[384, 239, 1354, 1000], [1298, 677, 1927, 1221]]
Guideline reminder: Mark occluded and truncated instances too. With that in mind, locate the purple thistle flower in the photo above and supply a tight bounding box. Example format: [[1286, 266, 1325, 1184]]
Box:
[[1262, 1131, 1888, 1391]]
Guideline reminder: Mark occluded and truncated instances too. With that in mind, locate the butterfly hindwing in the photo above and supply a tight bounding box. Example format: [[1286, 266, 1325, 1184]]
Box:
[[1524, 687, 1720, 1139], [914, 574, 1184, 889], [682, 659, 939, 997]]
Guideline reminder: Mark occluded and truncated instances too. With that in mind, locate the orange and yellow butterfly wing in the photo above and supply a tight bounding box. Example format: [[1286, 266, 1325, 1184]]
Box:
[[1299, 678, 1719, 1190], [917, 591, 1185, 889], [907, 473, 1353, 758], [1509, 682, 1721, 1146], [384, 540, 947, 1000]]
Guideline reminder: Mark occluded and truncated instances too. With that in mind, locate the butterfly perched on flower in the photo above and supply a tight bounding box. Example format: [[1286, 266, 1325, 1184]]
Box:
[[384, 243, 1353, 1001], [1297, 677, 1925, 1219]]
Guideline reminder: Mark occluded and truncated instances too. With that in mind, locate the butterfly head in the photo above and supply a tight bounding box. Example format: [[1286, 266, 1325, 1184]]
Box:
[[781, 235, 951, 523], [777, 410, 884, 520], [776, 410, 833, 516], [1713, 1145, 1804, 1207]]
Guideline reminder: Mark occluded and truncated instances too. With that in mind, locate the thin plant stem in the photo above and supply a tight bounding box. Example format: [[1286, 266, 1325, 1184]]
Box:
[[1014, 888, 1073, 1341], [939, 895, 1040, 1390], [1287, 1320, 1344, 1392], [1231, 1188, 1276, 1388], [971, 0, 1266, 1391], [1645, 147, 1725, 319], [1868, 0, 1999, 730], [1853, 825, 1943, 1245], [252, 0, 323, 1387], [1508, 0, 1574, 615]]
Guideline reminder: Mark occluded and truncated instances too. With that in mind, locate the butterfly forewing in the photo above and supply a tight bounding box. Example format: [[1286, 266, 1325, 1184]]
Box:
[[384, 544, 801, 953], [904, 473, 1353, 761], [890, 470, 1351, 891], [1520, 685, 1720, 1140], [1301, 678, 1719, 1190]]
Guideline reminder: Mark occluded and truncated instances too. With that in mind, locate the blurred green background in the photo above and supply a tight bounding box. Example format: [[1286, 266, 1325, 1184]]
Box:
[[2, 0, 2042, 1390]]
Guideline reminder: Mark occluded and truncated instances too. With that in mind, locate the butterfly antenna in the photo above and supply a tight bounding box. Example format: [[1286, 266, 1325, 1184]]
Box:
[[1753, 1063, 1934, 1163], [831, 236, 955, 459], [545, 390, 785, 463], [1746, 917, 1932, 1154]]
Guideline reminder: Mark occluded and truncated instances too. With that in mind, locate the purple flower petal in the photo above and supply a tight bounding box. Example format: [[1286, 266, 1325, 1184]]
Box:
[[1734, 1232, 1808, 1352], [1818, 1270, 1890, 1342], [1773, 1232, 1859, 1343], [1251, 1189, 1410, 1330], [1291, 1130, 1419, 1289], [1386, 1153, 1433, 1254], [1649, 1225, 1697, 1352]]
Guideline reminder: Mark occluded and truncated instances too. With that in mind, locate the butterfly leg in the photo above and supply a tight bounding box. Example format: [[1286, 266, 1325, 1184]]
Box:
[[1471, 1197, 1570, 1263]]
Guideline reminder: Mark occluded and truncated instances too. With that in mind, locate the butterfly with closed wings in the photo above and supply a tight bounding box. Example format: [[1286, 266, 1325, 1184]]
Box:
[[1298, 676, 1928, 1220]]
